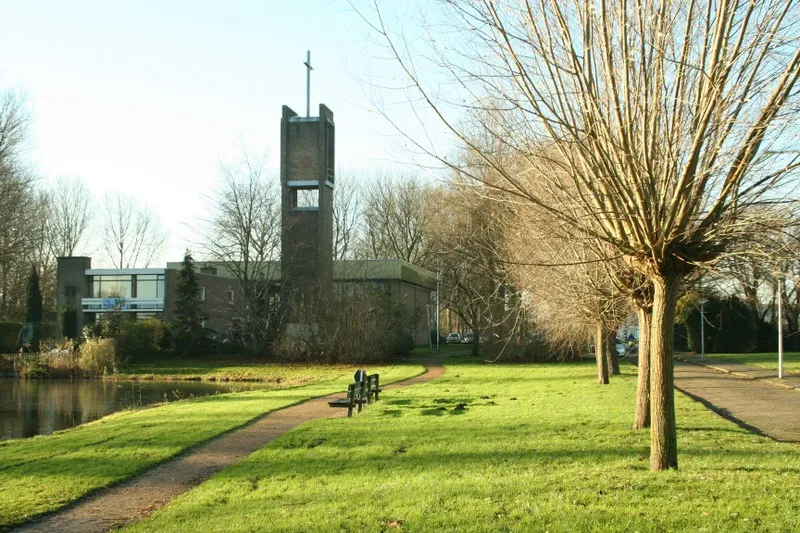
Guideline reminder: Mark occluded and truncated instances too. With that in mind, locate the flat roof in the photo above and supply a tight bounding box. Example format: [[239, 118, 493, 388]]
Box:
[[164, 259, 436, 290], [86, 268, 166, 276]]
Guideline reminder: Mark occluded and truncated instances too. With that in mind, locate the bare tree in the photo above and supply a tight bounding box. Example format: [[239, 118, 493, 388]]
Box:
[[101, 192, 167, 268], [201, 151, 282, 349], [357, 173, 440, 268], [333, 170, 362, 260], [48, 176, 92, 257], [0, 88, 41, 319], [437, 186, 518, 356], [365, 0, 800, 470], [507, 203, 629, 384], [0, 88, 29, 172]]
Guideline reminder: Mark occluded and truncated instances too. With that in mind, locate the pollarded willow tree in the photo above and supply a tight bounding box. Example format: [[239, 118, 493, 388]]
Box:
[[365, 0, 800, 470], [507, 202, 630, 385]]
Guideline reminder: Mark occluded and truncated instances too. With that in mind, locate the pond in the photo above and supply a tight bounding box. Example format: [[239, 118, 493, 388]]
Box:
[[0, 378, 271, 441]]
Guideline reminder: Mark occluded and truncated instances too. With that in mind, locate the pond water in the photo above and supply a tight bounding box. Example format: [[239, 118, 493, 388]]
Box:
[[0, 378, 271, 441]]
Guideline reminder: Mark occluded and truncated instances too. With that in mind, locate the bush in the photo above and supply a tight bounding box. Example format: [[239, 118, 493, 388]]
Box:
[[497, 331, 583, 362], [0, 322, 21, 352], [79, 338, 118, 376], [116, 319, 170, 362], [82, 321, 102, 340], [679, 293, 758, 353], [277, 293, 415, 363], [60, 306, 78, 339], [100, 311, 124, 338]]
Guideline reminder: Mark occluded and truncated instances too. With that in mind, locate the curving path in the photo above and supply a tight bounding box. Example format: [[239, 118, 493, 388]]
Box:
[[15, 356, 446, 533], [674, 361, 800, 443]]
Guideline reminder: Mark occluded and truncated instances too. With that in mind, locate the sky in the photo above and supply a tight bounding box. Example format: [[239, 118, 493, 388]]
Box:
[[0, 0, 443, 265]]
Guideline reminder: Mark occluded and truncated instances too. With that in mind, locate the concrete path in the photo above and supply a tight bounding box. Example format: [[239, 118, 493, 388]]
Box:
[[15, 357, 446, 533], [678, 356, 800, 390], [674, 361, 800, 443]]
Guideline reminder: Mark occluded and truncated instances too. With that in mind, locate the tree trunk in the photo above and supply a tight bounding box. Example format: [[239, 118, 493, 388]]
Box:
[[633, 305, 651, 430], [649, 274, 680, 471], [595, 321, 609, 384], [605, 328, 620, 375], [471, 328, 480, 356]]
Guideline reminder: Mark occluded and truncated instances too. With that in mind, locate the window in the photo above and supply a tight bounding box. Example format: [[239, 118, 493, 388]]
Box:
[[200, 266, 218, 276], [227, 289, 236, 304], [198, 286, 206, 302], [135, 274, 164, 299], [292, 187, 319, 209], [92, 275, 133, 298]]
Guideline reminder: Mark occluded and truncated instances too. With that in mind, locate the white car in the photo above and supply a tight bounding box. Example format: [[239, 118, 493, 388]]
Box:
[[616, 343, 627, 356], [447, 332, 461, 344]]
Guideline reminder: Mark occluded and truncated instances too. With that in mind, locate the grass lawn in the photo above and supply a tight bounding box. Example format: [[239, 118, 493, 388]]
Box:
[[114, 356, 396, 383], [0, 362, 423, 529], [701, 352, 800, 375], [128, 357, 799, 532]]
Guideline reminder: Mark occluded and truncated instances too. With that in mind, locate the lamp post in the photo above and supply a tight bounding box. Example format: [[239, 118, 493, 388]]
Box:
[[698, 297, 708, 360], [777, 276, 784, 379]]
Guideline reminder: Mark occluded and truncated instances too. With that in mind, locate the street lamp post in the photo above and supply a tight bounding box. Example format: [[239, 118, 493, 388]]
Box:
[[777, 277, 784, 379], [698, 298, 708, 360]]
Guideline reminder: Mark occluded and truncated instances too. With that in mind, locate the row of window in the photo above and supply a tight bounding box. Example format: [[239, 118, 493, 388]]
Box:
[[91, 275, 165, 299], [90, 275, 236, 304]]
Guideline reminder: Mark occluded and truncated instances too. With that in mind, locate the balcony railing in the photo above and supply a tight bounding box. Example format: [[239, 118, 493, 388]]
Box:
[[81, 298, 165, 312]]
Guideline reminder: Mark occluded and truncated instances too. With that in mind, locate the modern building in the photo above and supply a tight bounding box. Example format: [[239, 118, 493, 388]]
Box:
[[55, 102, 437, 345], [55, 257, 436, 345]]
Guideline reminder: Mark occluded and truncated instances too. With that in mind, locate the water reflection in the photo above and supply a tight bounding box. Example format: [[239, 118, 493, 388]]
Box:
[[0, 378, 270, 441]]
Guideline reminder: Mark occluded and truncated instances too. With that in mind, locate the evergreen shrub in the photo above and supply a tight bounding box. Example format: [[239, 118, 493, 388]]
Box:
[[78, 338, 118, 376], [116, 319, 169, 362]]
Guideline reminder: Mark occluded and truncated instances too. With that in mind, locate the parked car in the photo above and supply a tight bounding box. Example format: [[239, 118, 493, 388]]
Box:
[[447, 332, 461, 344], [463, 332, 476, 344], [616, 343, 627, 357]]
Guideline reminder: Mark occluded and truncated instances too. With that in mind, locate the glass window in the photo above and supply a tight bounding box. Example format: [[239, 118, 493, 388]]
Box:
[[135, 274, 164, 300], [198, 286, 206, 302], [93, 275, 133, 298]]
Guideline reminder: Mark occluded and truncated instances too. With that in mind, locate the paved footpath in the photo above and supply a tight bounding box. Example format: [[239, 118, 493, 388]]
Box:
[[15, 357, 446, 533], [674, 360, 800, 443]]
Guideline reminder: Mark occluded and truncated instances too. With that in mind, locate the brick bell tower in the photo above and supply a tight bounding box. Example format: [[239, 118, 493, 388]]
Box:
[[279, 102, 335, 331]]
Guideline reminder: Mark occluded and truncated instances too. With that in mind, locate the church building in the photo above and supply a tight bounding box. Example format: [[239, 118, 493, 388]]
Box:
[[56, 102, 437, 346]]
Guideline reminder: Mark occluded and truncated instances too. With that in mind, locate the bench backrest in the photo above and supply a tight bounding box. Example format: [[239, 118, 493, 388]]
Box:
[[348, 379, 367, 401]]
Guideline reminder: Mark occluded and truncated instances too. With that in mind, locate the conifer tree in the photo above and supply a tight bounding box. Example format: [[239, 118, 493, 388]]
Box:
[[173, 250, 207, 353], [25, 266, 42, 323]]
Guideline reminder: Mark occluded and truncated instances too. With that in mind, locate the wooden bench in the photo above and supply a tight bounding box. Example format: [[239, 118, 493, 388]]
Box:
[[366, 373, 381, 402], [328, 371, 381, 417]]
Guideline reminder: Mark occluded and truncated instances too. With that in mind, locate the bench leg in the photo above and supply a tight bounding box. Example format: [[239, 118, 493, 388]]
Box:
[[347, 403, 353, 417]]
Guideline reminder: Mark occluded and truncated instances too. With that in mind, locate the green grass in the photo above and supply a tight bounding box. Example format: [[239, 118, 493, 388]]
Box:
[[128, 358, 800, 532], [0, 362, 423, 529], [114, 356, 403, 382], [700, 352, 800, 375]]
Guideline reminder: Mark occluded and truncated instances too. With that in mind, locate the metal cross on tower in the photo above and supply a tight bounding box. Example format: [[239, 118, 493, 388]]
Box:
[[303, 50, 313, 117]]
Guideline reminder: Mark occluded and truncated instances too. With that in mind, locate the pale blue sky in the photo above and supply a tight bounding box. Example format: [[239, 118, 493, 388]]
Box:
[[0, 0, 440, 264]]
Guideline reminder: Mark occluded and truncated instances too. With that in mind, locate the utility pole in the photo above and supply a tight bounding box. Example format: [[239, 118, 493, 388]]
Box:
[[698, 297, 708, 360], [778, 276, 784, 379]]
